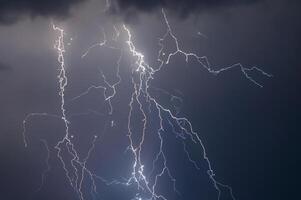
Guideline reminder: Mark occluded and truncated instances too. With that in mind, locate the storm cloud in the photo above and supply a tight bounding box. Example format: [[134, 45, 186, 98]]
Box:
[[0, 0, 265, 25], [111, 0, 262, 18], [0, 0, 86, 25]]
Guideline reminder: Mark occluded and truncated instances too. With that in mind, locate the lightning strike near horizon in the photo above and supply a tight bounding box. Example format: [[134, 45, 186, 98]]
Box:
[[22, 5, 272, 200]]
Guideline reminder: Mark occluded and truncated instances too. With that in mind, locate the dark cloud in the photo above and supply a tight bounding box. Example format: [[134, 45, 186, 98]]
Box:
[[111, 0, 262, 18], [0, 0, 264, 25], [0, 0, 86, 25]]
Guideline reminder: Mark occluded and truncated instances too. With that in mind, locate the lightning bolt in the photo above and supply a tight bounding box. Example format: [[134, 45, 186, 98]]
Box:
[[118, 9, 271, 199], [159, 9, 272, 88], [22, 5, 272, 200], [51, 24, 116, 200], [22, 24, 115, 200], [51, 24, 80, 191]]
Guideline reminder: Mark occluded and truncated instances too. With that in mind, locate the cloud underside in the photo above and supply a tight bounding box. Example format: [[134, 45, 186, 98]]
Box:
[[0, 0, 84, 24], [0, 0, 261, 25], [111, 0, 261, 17]]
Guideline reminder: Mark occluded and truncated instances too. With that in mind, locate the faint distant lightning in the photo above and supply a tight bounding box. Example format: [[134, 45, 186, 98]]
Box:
[[78, 135, 99, 200], [82, 28, 107, 58], [113, 25, 121, 41], [150, 87, 183, 115], [73, 55, 123, 115], [22, 113, 61, 148], [103, 0, 111, 12], [197, 31, 208, 39], [36, 139, 51, 193], [100, 51, 123, 115]]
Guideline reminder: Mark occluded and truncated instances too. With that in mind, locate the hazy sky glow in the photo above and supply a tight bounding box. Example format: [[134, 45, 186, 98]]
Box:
[[0, 0, 300, 200]]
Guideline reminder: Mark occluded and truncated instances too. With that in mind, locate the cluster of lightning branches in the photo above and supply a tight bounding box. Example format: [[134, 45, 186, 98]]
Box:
[[22, 7, 272, 200]]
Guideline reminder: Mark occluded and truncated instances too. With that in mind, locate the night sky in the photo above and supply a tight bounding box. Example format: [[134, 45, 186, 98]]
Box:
[[0, 0, 300, 200]]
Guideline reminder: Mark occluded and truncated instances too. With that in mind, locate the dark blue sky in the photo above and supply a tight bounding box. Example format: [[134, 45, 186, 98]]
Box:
[[0, 0, 300, 200]]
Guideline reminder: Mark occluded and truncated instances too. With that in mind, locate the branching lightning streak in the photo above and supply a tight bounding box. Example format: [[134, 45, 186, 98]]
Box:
[[22, 5, 272, 200], [120, 9, 271, 199], [52, 24, 79, 190], [159, 9, 272, 88], [23, 23, 123, 200], [123, 24, 179, 200], [49, 25, 113, 200]]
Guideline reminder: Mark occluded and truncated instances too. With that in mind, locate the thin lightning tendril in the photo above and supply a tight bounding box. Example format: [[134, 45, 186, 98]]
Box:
[[35, 139, 51, 193]]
